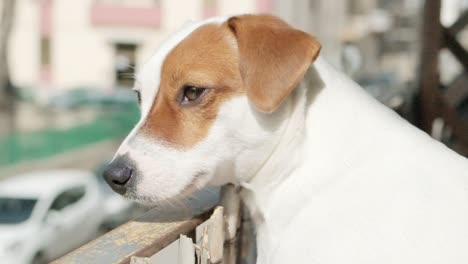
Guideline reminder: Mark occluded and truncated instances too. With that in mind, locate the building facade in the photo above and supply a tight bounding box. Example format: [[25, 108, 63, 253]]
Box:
[[8, 0, 273, 95], [12, 0, 465, 98]]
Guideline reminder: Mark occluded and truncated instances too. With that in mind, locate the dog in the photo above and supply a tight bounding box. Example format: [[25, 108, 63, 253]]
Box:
[[103, 14, 468, 264]]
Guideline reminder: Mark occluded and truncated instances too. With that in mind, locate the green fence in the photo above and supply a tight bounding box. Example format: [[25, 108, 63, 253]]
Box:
[[0, 106, 139, 167]]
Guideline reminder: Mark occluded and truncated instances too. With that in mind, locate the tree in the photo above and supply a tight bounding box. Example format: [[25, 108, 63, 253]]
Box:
[[0, 0, 16, 109]]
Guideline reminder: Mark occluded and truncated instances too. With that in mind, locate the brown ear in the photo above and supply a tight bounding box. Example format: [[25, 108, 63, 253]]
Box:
[[227, 15, 321, 113]]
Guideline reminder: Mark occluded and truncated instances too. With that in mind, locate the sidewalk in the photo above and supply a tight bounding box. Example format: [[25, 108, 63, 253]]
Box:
[[0, 104, 138, 167], [0, 139, 120, 179]]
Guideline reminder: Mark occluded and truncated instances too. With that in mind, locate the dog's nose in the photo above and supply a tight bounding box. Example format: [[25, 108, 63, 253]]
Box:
[[103, 159, 134, 194]]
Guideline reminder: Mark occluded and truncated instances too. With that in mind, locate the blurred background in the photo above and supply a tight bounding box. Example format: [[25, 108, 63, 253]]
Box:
[[1, 0, 468, 263]]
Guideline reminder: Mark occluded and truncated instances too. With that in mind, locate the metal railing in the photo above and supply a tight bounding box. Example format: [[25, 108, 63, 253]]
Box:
[[54, 185, 252, 264]]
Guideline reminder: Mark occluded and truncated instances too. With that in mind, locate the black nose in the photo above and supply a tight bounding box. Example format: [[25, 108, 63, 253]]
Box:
[[103, 158, 134, 194]]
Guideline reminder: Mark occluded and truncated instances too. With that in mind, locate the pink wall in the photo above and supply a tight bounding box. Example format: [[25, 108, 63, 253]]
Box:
[[91, 3, 161, 28], [40, 66, 52, 83], [203, 6, 218, 19], [257, 0, 274, 13], [40, 0, 52, 37]]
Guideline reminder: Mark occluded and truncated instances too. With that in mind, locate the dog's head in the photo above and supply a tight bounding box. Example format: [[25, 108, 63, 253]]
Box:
[[103, 15, 321, 204]]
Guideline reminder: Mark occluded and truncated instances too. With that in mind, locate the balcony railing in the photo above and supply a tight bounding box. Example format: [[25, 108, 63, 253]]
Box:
[[53, 185, 253, 264]]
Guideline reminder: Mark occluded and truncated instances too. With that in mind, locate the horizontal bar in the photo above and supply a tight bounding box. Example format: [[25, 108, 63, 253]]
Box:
[[53, 209, 212, 264]]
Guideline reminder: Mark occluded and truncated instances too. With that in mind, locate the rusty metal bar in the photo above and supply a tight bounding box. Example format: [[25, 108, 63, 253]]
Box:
[[53, 209, 211, 264], [444, 73, 468, 107], [449, 9, 468, 35], [418, 0, 443, 132], [443, 27, 468, 73]]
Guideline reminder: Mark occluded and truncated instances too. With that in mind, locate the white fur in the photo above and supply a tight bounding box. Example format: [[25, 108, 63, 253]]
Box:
[[241, 58, 468, 264], [113, 17, 468, 264]]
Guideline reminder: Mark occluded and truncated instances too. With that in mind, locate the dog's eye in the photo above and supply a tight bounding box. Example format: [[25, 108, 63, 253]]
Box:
[[182, 86, 206, 103], [134, 90, 141, 104]]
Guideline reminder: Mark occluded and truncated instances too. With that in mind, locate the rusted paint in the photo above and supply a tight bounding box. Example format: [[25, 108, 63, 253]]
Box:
[[207, 207, 225, 263], [199, 224, 210, 264], [219, 185, 241, 241], [178, 234, 196, 264]]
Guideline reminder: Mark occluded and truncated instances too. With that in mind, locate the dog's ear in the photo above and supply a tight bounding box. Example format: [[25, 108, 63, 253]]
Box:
[[226, 15, 321, 113]]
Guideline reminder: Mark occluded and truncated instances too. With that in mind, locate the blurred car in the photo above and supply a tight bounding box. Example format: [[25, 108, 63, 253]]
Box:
[[94, 163, 146, 231], [0, 170, 104, 264]]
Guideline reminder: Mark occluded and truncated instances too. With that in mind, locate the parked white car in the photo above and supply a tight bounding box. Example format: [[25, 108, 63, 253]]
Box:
[[0, 170, 104, 264]]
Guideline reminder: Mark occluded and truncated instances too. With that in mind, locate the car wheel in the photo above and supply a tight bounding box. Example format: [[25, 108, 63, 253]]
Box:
[[32, 252, 47, 264]]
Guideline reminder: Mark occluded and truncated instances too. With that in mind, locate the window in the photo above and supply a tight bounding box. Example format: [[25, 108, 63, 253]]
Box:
[[114, 43, 137, 87], [50, 186, 86, 212], [0, 198, 38, 224], [40, 36, 52, 83], [40, 36, 51, 66], [204, 0, 217, 8]]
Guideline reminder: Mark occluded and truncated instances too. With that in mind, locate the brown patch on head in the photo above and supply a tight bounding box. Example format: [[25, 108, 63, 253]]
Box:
[[140, 22, 243, 147], [140, 15, 321, 148]]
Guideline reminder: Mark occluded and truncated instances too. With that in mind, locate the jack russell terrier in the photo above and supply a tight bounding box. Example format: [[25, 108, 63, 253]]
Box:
[[104, 15, 468, 264]]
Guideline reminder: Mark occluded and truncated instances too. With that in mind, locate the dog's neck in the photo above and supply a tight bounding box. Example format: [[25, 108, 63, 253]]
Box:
[[239, 57, 396, 261], [239, 63, 317, 219], [238, 59, 323, 259]]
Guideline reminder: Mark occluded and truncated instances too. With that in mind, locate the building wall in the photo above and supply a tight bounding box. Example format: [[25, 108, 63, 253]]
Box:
[[53, 0, 111, 90], [7, 0, 443, 96], [219, 0, 256, 16], [274, 0, 347, 68], [9, 0, 40, 89], [6, 0, 272, 94]]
